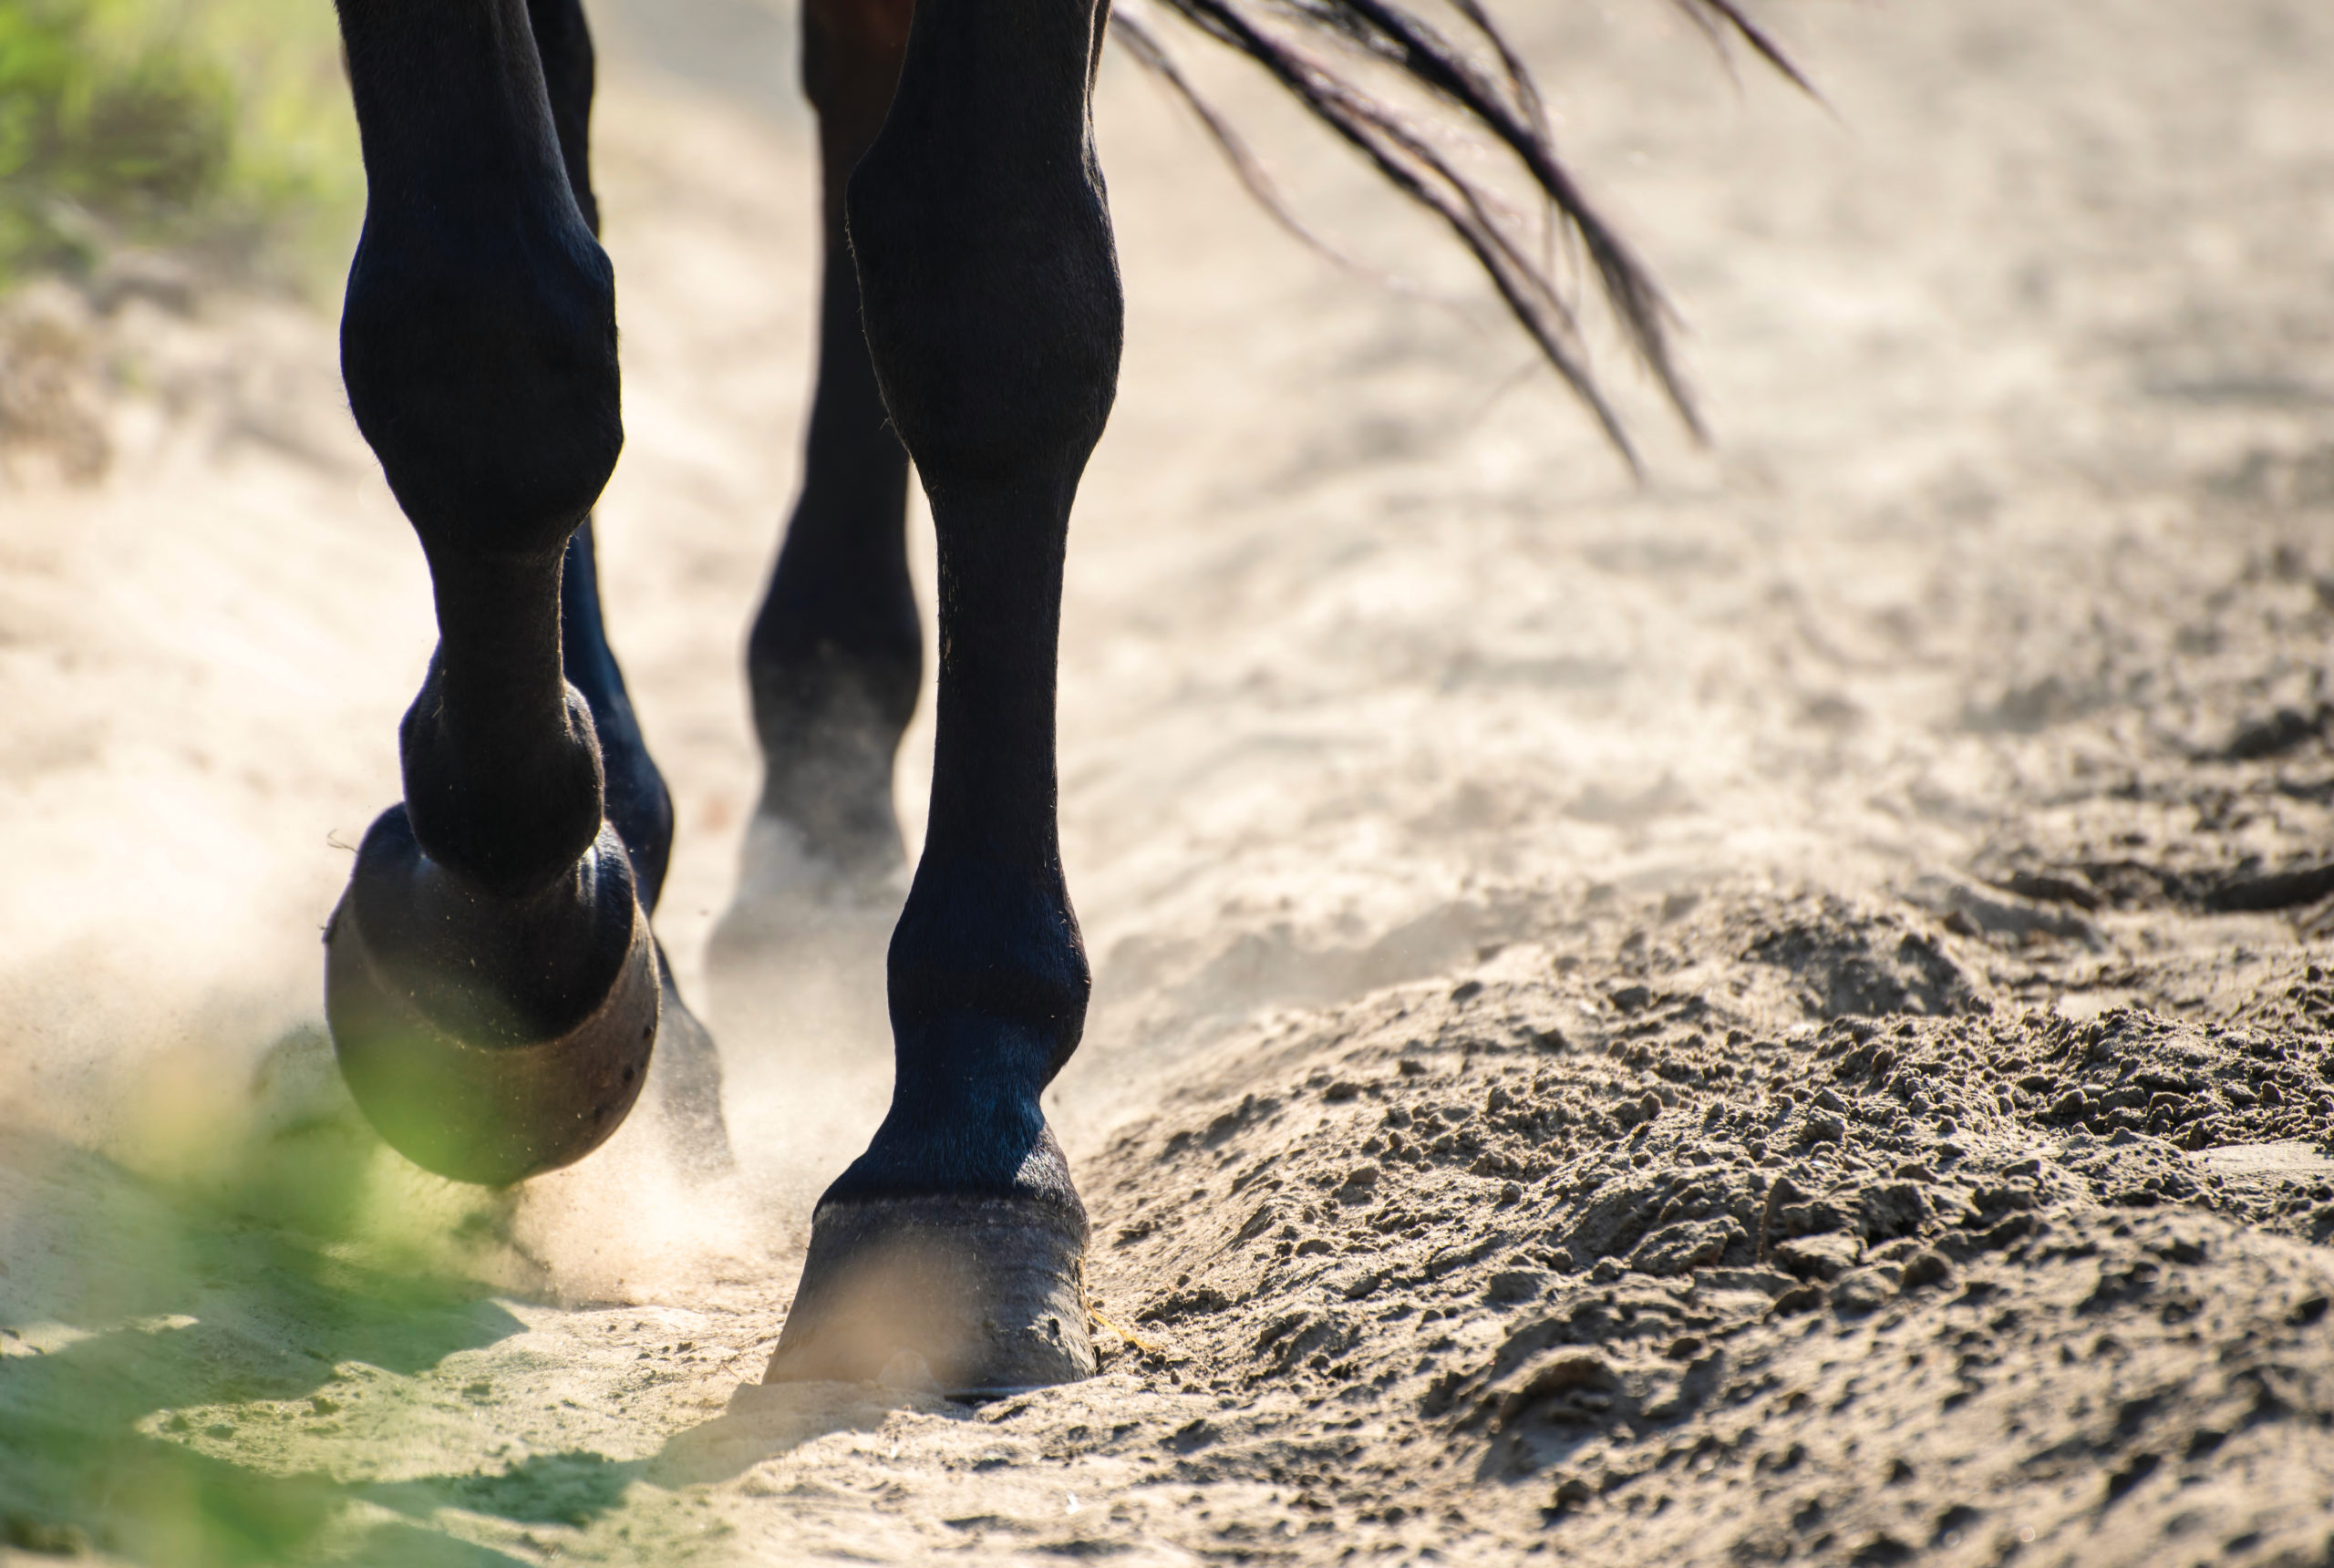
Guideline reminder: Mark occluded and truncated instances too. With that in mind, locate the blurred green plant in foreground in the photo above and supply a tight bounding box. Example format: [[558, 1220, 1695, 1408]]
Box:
[[0, 1029, 728, 1565], [0, 0, 360, 293]]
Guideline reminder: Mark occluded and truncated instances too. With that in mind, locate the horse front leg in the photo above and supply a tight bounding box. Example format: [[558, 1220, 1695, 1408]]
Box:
[[324, 0, 659, 1185], [762, 0, 1120, 1394]]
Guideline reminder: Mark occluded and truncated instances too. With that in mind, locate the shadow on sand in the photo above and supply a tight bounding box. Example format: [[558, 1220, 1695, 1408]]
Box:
[[650, 1377, 970, 1490]]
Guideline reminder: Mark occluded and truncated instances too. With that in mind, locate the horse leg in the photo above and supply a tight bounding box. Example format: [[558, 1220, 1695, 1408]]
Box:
[[561, 524, 737, 1177], [324, 0, 661, 1186], [764, 0, 1119, 1394], [522, 0, 738, 1177], [710, 0, 918, 1011]]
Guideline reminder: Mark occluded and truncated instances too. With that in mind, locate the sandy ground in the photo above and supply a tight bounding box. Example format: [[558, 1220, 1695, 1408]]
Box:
[[7, 0, 2334, 1563]]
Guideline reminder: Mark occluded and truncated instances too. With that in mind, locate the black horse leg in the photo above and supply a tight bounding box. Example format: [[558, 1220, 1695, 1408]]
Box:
[[562, 525, 737, 1177], [559, 523, 672, 908], [523, 0, 736, 1175], [712, 0, 917, 991], [324, 0, 660, 1186], [765, 0, 1120, 1393]]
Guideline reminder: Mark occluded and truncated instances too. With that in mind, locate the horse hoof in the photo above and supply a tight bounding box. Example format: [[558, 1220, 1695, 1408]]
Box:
[[325, 814, 660, 1186], [763, 1195, 1096, 1398]]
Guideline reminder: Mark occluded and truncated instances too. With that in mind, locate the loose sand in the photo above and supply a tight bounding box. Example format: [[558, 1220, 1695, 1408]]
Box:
[[5, 2, 2334, 1563]]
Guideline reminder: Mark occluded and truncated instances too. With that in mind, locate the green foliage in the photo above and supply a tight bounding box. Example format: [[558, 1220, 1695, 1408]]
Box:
[[0, 0, 359, 291], [0, 1125, 536, 1565]]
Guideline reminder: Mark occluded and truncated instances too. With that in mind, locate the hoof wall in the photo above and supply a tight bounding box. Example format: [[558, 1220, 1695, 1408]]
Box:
[[325, 822, 659, 1186], [764, 1196, 1095, 1398]]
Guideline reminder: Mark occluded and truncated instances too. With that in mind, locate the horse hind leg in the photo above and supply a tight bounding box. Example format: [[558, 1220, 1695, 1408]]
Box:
[[325, 0, 665, 1186], [763, 0, 1119, 1396], [738, 0, 920, 908], [527, 0, 736, 1178], [563, 523, 737, 1179], [706, 0, 918, 1151]]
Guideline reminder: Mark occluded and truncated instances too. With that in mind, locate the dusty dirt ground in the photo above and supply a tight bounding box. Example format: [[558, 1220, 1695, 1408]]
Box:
[[7, 1, 2334, 1563]]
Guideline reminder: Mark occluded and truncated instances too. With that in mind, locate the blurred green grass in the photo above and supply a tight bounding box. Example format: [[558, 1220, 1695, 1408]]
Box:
[[0, 1028, 717, 1566], [0, 0, 360, 294]]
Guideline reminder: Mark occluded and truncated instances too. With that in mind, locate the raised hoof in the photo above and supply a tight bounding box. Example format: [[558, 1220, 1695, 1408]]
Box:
[[325, 822, 659, 1187], [764, 1196, 1096, 1398]]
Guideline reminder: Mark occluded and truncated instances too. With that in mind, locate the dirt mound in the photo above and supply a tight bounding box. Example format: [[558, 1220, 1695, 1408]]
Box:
[[1079, 892, 2334, 1564]]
